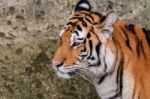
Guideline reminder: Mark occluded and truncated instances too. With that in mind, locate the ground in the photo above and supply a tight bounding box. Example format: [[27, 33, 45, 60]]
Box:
[[0, 38, 99, 99]]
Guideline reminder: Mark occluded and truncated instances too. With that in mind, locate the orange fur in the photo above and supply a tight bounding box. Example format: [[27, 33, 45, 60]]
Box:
[[113, 21, 150, 99]]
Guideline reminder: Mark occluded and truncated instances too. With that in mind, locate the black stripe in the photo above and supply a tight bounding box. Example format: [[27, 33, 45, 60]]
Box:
[[69, 17, 88, 28], [75, 12, 97, 22], [96, 43, 101, 56], [142, 28, 150, 46], [87, 14, 94, 22], [90, 56, 95, 60], [77, 38, 84, 40], [81, 47, 86, 52], [77, 25, 82, 31], [90, 28, 102, 43], [125, 24, 135, 33], [66, 22, 76, 26], [108, 53, 124, 99], [100, 16, 106, 23], [79, 52, 88, 61], [136, 40, 146, 57], [138, 95, 140, 99], [87, 33, 91, 38], [85, 17, 93, 24], [82, 20, 87, 27], [88, 61, 101, 67], [79, 12, 95, 22], [128, 24, 136, 34], [125, 34, 132, 49], [136, 39, 141, 56], [87, 42, 101, 67], [120, 27, 132, 50], [74, 31, 79, 36], [87, 40, 93, 59], [132, 86, 136, 99], [92, 12, 103, 18], [98, 73, 108, 84], [140, 41, 145, 56], [104, 57, 108, 72], [116, 54, 124, 97]]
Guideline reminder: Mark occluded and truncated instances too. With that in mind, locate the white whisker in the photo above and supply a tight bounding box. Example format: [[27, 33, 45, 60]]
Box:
[[63, 64, 97, 83], [76, 67, 97, 83], [76, 72, 93, 83]]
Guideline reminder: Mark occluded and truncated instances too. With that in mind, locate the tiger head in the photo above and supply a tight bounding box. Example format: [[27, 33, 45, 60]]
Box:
[[52, 0, 117, 79]]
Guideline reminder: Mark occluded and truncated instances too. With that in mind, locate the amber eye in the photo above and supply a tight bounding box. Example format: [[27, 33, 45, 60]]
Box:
[[72, 42, 81, 47]]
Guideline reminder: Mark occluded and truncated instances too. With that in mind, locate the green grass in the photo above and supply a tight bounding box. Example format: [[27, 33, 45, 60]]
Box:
[[0, 38, 99, 99]]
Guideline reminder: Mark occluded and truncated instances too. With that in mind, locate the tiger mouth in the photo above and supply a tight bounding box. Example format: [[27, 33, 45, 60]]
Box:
[[54, 65, 79, 78], [57, 68, 77, 76]]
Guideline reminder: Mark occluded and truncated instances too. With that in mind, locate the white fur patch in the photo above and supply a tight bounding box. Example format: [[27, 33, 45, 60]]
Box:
[[79, 3, 90, 9], [56, 66, 72, 79], [91, 44, 118, 98], [58, 66, 70, 73], [57, 71, 70, 79], [70, 28, 87, 46], [95, 75, 118, 98], [122, 71, 135, 99], [105, 47, 116, 73], [78, 29, 86, 38]]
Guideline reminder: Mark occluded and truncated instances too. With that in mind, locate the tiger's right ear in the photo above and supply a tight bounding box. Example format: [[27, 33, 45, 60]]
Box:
[[95, 12, 117, 43], [74, 0, 91, 12]]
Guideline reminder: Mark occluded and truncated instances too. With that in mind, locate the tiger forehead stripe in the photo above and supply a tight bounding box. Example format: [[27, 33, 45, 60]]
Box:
[[67, 17, 89, 28], [89, 27, 101, 42], [85, 16, 93, 24]]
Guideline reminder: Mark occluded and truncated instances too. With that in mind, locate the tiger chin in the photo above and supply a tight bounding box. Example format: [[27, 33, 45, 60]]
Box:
[[52, 0, 150, 99]]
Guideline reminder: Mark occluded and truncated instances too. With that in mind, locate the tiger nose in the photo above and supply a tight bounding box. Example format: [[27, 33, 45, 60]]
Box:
[[52, 61, 63, 69]]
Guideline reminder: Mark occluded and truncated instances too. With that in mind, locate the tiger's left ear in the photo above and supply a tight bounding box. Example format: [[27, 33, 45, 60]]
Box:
[[100, 12, 117, 40], [74, 0, 91, 12]]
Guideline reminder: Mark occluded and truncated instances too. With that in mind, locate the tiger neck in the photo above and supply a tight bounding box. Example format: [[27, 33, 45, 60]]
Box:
[[94, 63, 122, 99], [92, 43, 123, 99], [92, 28, 136, 99]]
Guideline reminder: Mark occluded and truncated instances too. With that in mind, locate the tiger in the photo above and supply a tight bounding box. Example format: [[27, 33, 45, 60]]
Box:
[[52, 0, 150, 99]]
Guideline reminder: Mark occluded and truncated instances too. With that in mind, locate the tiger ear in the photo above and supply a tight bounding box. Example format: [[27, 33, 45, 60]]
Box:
[[101, 12, 117, 39], [74, 0, 91, 12]]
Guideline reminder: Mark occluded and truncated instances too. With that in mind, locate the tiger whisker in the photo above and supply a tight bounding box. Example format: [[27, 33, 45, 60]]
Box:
[[76, 67, 97, 83], [76, 72, 93, 83]]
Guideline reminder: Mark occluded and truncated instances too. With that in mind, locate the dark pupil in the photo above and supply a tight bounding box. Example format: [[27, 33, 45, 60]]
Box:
[[73, 42, 80, 46]]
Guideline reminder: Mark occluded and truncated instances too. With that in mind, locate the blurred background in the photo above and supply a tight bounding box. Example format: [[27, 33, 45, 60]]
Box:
[[0, 0, 149, 99]]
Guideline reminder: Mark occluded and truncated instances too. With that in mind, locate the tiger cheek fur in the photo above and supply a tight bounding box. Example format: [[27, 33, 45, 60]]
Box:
[[53, 35, 83, 67], [64, 45, 84, 67]]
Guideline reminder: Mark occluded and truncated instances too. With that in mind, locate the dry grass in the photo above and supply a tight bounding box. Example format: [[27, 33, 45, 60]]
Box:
[[0, 38, 99, 99]]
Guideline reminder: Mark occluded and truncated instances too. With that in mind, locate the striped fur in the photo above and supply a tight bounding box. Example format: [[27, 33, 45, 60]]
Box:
[[52, 0, 150, 99]]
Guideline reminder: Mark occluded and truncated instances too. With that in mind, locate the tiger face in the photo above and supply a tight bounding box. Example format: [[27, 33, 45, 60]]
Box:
[[52, 0, 117, 79]]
